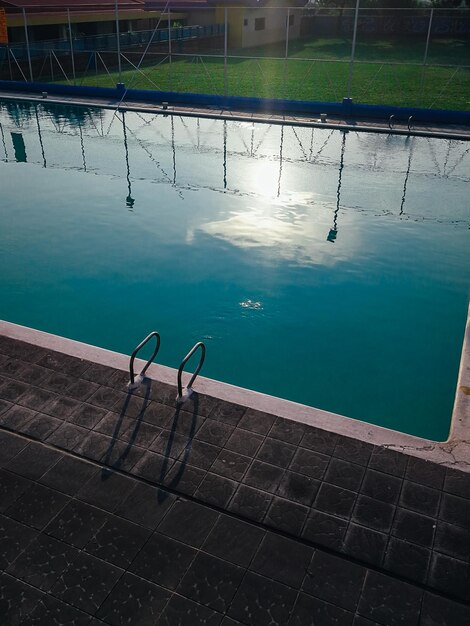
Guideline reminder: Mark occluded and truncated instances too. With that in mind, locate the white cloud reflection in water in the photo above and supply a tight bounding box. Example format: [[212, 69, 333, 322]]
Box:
[[193, 192, 360, 268]]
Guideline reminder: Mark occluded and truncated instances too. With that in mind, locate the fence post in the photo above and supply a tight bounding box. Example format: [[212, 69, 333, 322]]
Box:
[[224, 7, 228, 97], [285, 8, 290, 59], [168, 9, 172, 90], [49, 49, 54, 81], [67, 9, 76, 84], [284, 8, 290, 100], [22, 8, 33, 81], [114, 0, 122, 82], [347, 0, 360, 100], [420, 8, 434, 104], [7, 46, 12, 80]]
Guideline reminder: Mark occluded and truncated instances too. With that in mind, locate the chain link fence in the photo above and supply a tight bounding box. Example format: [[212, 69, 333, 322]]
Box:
[[0, 3, 468, 110]]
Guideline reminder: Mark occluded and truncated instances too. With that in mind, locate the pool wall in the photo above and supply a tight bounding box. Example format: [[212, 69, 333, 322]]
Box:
[[1, 79, 470, 128], [1, 306, 469, 471]]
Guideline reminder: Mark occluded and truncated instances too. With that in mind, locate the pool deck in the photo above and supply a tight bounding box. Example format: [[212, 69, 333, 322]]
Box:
[[1, 319, 470, 625]]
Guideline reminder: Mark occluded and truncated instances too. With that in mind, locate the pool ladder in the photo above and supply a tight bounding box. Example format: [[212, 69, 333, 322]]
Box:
[[127, 331, 206, 404], [388, 114, 414, 133]]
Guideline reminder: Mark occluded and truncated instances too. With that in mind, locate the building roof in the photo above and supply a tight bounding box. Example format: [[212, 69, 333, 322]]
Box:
[[0, 0, 146, 13]]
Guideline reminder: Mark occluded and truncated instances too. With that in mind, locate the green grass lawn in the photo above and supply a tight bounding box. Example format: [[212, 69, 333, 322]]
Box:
[[65, 36, 470, 110]]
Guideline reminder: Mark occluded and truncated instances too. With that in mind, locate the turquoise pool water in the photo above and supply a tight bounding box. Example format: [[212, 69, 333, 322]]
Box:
[[0, 100, 469, 440]]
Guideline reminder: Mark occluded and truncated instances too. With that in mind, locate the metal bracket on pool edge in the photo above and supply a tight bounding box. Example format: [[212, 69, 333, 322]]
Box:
[[176, 342, 206, 404], [128, 331, 161, 390], [388, 115, 395, 131]]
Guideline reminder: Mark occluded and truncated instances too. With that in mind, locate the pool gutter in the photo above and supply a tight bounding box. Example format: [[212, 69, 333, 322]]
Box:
[[1, 309, 469, 472]]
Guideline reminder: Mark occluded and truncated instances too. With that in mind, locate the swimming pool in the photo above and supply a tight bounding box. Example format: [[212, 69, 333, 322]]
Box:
[[0, 99, 468, 440]]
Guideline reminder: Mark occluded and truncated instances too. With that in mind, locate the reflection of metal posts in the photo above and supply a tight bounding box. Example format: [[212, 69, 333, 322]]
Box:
[[67, 9, 76, 85], [78, 121, 86, 171], [277, 125, 284, 198], [224, 7, 228, 97], [22, 8, 33, 82], [223, 119, 227, 189], [347, 0, 360, 100], [34, 104, 46, 168], [171, 114, 176, 184], [420, 8, 434, 105], [121, 111, 135, 208], [114, 0, 122, 82], [328, 131, 347, 243], [400, 139, 413, 216], [0, 122, 8, 160]]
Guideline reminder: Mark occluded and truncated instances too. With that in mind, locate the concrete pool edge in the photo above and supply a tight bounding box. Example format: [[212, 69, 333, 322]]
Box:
[[1, 316, 469, 471], [1, 90, 470, 141]]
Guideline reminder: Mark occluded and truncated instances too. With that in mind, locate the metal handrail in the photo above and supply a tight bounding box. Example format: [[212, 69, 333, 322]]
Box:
[[128, 331, 161, 390], [388, 114, 395, 130], [408, 115, 414, 131], [176, 341, 206, 403]]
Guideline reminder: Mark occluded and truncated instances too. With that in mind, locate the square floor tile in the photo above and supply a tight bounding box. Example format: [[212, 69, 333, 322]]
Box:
[[303, 550, 366, 612], [158, 594, 223, 626], [76, 468, 136, 512], [84, 516, 151, 568], [0, 514, 37, 569], [5, 442, 62, 480], [45, 499, 109, 548], [7, 534, 79, 591], [358, 571, 422, 626], [228, 572, 297, 626], [6, 483, 70, 530], [26, 595, 91, 626], [97, 572, 171, 626], [265, 496, 309, 536], [51, 551, 123, 614], [0, 572, 44, 625], [289, 593, 354, 626], [130, 532, 196, 590], [203, 515, 265, 567], [251, 533, 313, 588], [39, 456, 97, 496], [178, 552, 244, 612], [158, 499, 219, 548], [114, 482, 176, 530]]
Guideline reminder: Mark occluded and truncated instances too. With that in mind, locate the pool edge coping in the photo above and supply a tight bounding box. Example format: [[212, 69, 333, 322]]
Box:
[[1, 315, 469, 472], [1, 91, 469, 141]]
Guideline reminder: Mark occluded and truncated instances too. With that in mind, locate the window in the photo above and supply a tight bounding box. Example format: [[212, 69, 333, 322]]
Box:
[[243, 18, 248, 27], [289, 14, 294, 27], [254, 17, 265, 31]]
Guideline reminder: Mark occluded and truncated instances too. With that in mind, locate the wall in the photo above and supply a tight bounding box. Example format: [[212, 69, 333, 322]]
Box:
[[242, 7, 301, 49]]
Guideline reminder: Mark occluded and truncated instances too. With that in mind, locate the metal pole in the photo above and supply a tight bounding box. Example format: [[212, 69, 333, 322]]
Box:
[[420, 8, 434, 103], [7, 46, 12, 80], [285, 8, 290, 59], [22, 8, 33, 82], [283, 9, 290, 99], [224, 7, 228, 97], [168, 10, 172, 90], [423, 8, 434, 67], [67, 9, 76, 84], [114, 0, 122, 82], [347, 0, 360, 99], [49, 49, 53, 81]]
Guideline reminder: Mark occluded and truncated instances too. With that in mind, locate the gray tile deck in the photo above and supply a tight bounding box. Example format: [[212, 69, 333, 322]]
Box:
[[1, 335, 470, 625]]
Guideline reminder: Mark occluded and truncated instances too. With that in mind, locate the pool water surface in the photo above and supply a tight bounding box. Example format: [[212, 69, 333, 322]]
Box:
[[0, 99, 469, 440]]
